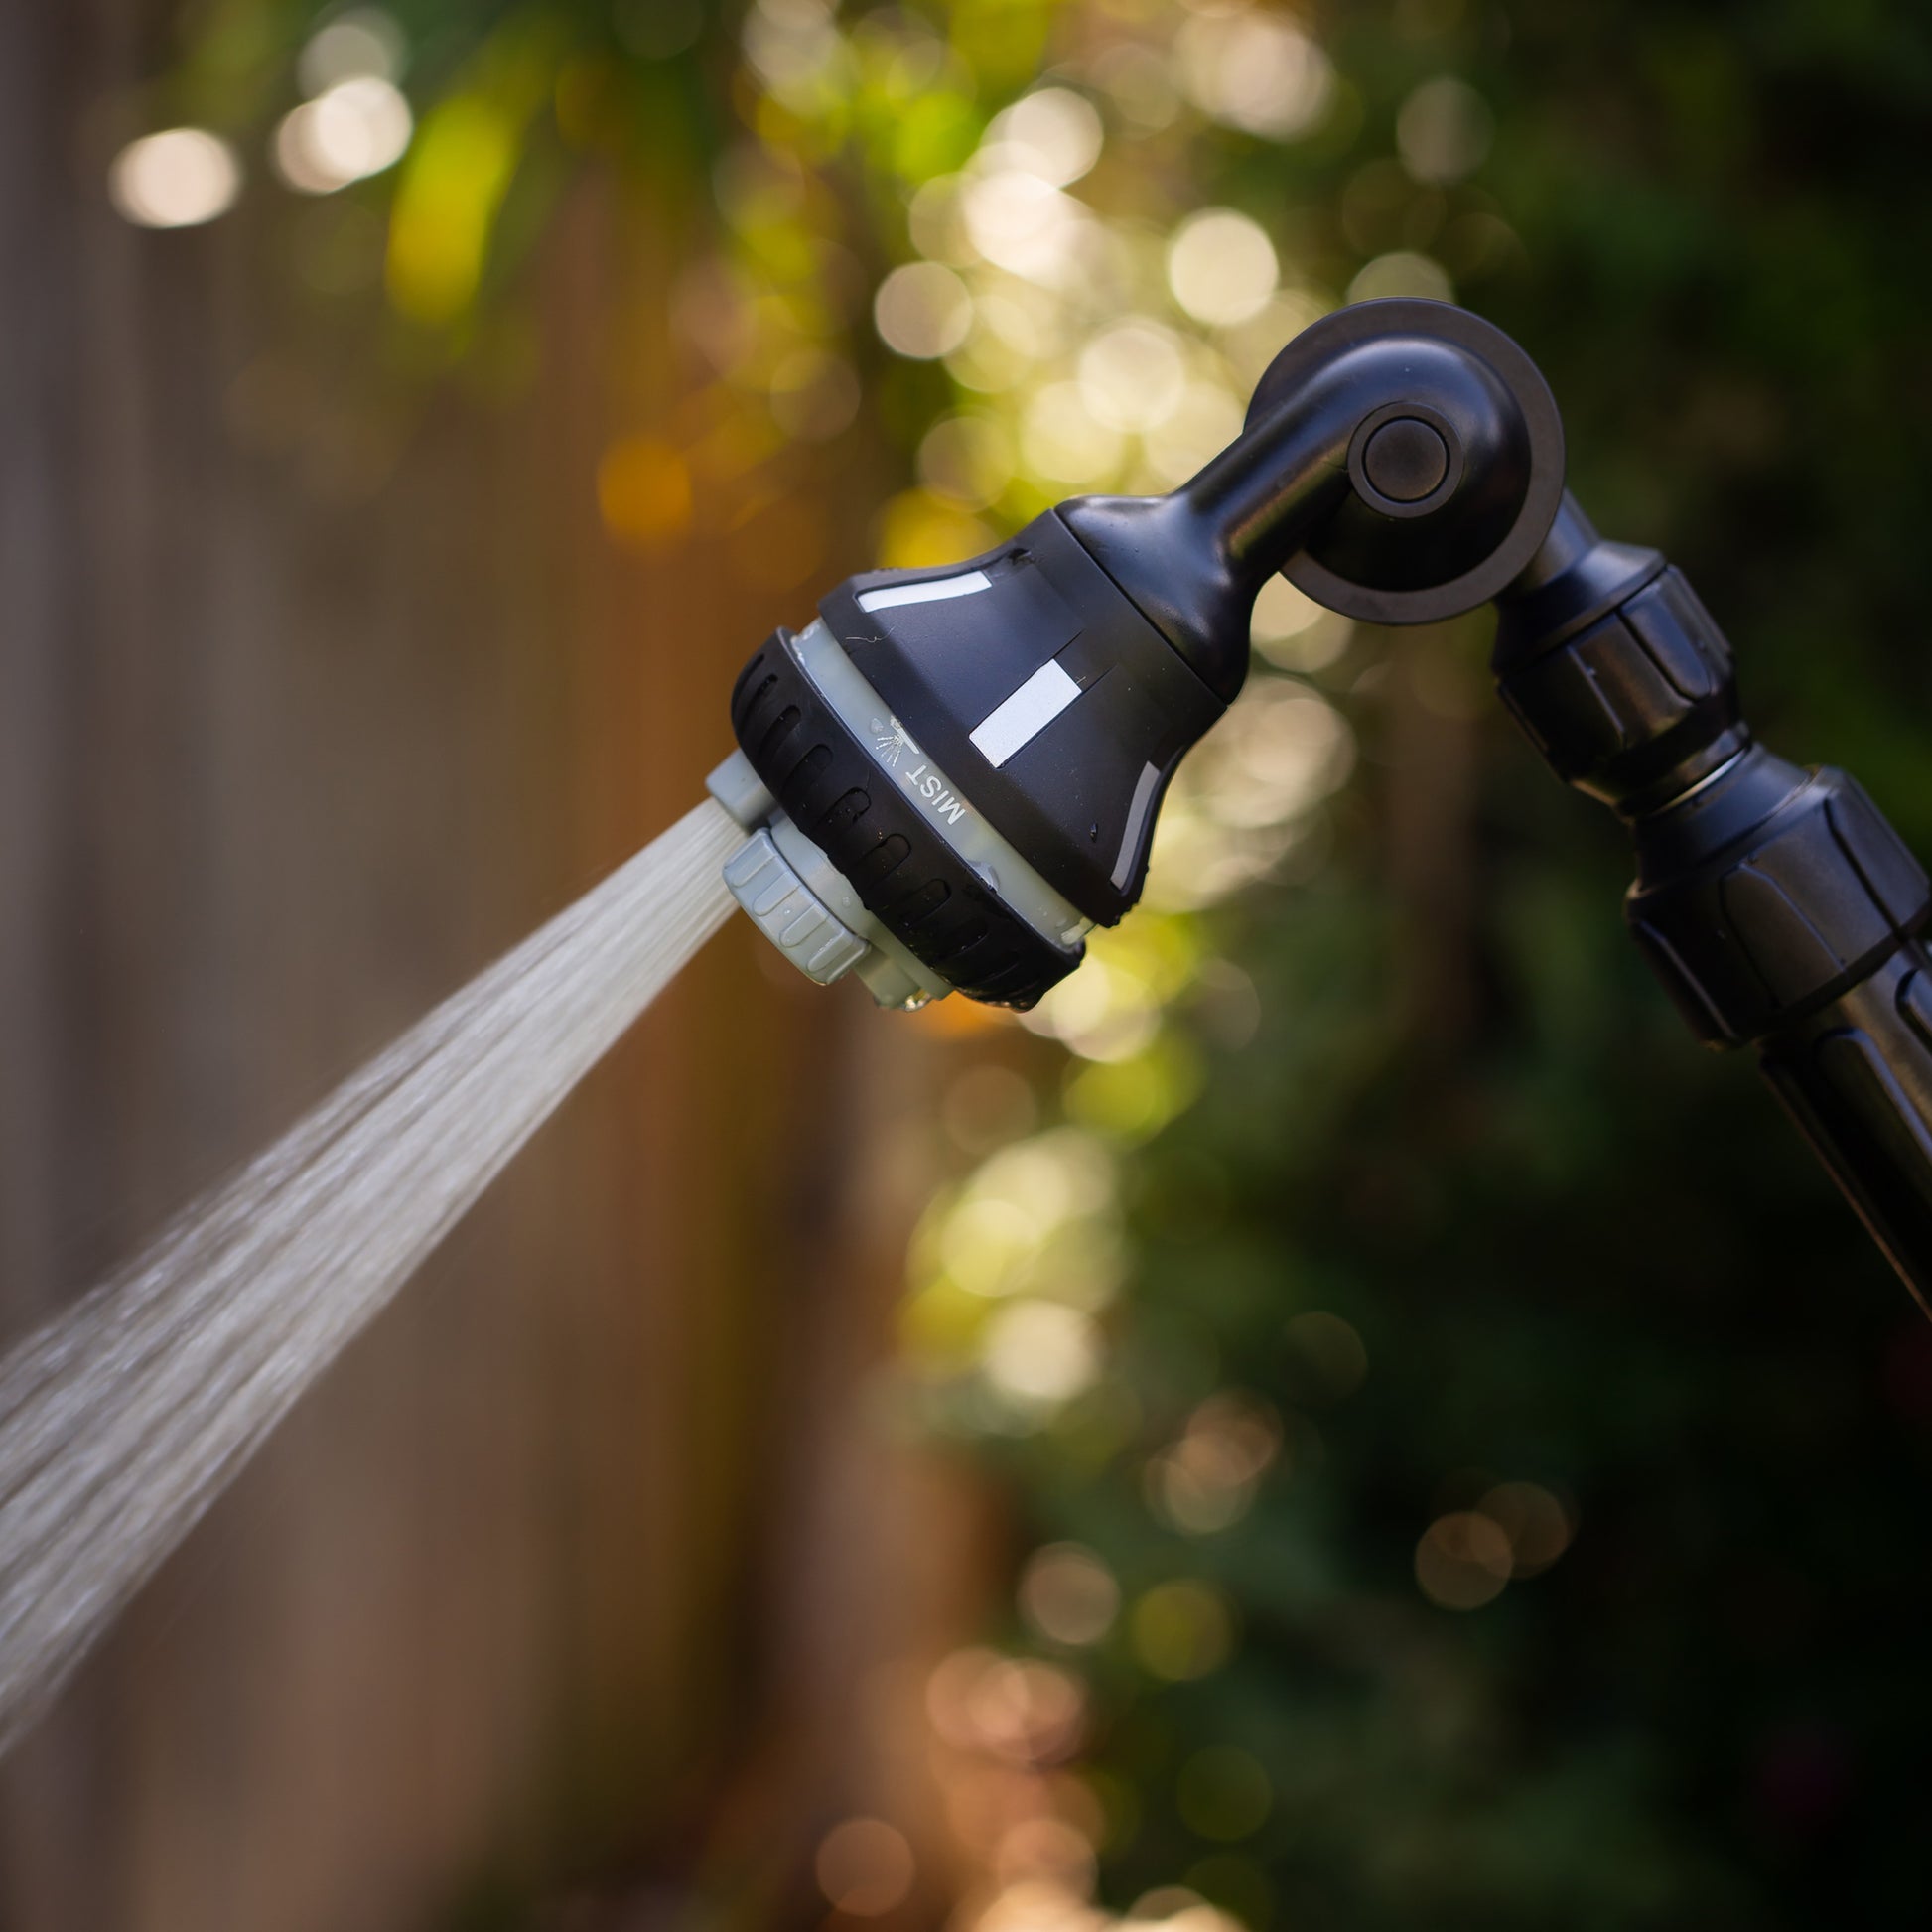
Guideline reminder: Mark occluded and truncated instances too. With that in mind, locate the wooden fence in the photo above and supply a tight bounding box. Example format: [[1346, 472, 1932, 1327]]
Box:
[[0, 7, 981, 1926]]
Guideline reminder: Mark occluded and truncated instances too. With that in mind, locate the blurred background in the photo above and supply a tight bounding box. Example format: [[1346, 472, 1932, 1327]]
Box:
[[6, 0, 1932, 1927]]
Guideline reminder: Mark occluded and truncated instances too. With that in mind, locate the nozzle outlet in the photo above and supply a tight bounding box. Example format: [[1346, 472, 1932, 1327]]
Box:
[[708, 749, 958, 1008]]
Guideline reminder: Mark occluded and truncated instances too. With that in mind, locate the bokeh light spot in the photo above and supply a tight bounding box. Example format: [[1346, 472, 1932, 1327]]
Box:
[[1167, 210, 1279, 328], [815, 1817, 916, 1917], [298, 10, 406, 94], [1479, 1480, 1577, 1576], [1177, 13, 1334, 140], [1089, 43, 1180, 131], [1023, 383, 1126, 485], [1251, 576, 1350, 673], [1063, 1037, 1205, 1144], [928, 1649, 1088, 1763], [1077, 321, 1186, 433], [960, 171, 1090, 283], [993, 1815, 1098, 1892], [983, 1301, 1103, 1407], [1147, 1392, 1284, 1534], [1019, 1543, 1121, 1646], [274, 78, 413, 195], [942, 1195, 1043, 1300], [597, 438, 694, 549], [1396, 76, 1495, 185], [108, 129, 240, 229], [875, 261, 974, 358], [1130, 1581, 1235, 1681], [742, 0, 852, 116], [1026, 954, 1161, 1064], [982, 87, 1105, 187], [1179, 677, 1355, 834], [1415, 1510, 1513, 1609], [1251, 576, 1321, 643]]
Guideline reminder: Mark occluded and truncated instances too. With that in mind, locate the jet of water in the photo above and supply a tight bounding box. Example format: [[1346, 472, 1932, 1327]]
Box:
[[0, 797, 743, 1756]]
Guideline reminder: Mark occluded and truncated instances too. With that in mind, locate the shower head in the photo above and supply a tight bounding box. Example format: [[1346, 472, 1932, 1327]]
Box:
[[711, 297, 1564, 1011]]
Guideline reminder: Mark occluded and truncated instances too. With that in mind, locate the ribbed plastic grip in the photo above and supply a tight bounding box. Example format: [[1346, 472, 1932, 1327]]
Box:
[[1497, 566, 1746, 812], [1629, 766, 1930, 1046]]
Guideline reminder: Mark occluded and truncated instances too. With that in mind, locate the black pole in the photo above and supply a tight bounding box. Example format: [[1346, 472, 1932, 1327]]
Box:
[[1493, 495, 1932, 1307]]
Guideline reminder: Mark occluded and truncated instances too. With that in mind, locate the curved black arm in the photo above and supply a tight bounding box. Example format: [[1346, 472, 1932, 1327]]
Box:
[[1059, 299, 1566, 698]]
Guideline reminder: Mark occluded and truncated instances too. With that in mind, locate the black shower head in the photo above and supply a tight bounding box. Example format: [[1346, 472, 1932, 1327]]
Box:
[[710, 298, 1565, 1011]]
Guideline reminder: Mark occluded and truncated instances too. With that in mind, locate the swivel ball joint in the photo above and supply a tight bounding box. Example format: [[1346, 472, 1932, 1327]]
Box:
[[709, 299, 1564, 1012]]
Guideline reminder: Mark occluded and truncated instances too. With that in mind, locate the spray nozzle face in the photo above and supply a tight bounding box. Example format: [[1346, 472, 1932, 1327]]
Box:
[[712, 615, 1097, 1011], [720, 298, 1565, 1011]]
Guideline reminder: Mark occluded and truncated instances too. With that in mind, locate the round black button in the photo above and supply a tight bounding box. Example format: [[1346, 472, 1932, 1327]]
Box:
[[1362, 417, 1450, 503]]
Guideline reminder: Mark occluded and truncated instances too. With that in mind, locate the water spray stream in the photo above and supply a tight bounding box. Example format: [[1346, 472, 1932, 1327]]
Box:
[[0, 798, 741, 1754]]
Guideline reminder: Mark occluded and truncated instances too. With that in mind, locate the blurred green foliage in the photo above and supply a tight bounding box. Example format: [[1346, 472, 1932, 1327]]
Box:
[[163, 0, 1932, 1924]]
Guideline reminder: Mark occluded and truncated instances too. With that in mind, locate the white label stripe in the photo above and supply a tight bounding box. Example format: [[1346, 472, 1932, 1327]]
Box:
[[1110, 761, 1161, 890], [856, 570, 994, 614], [969, 660, 1082, 768]]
